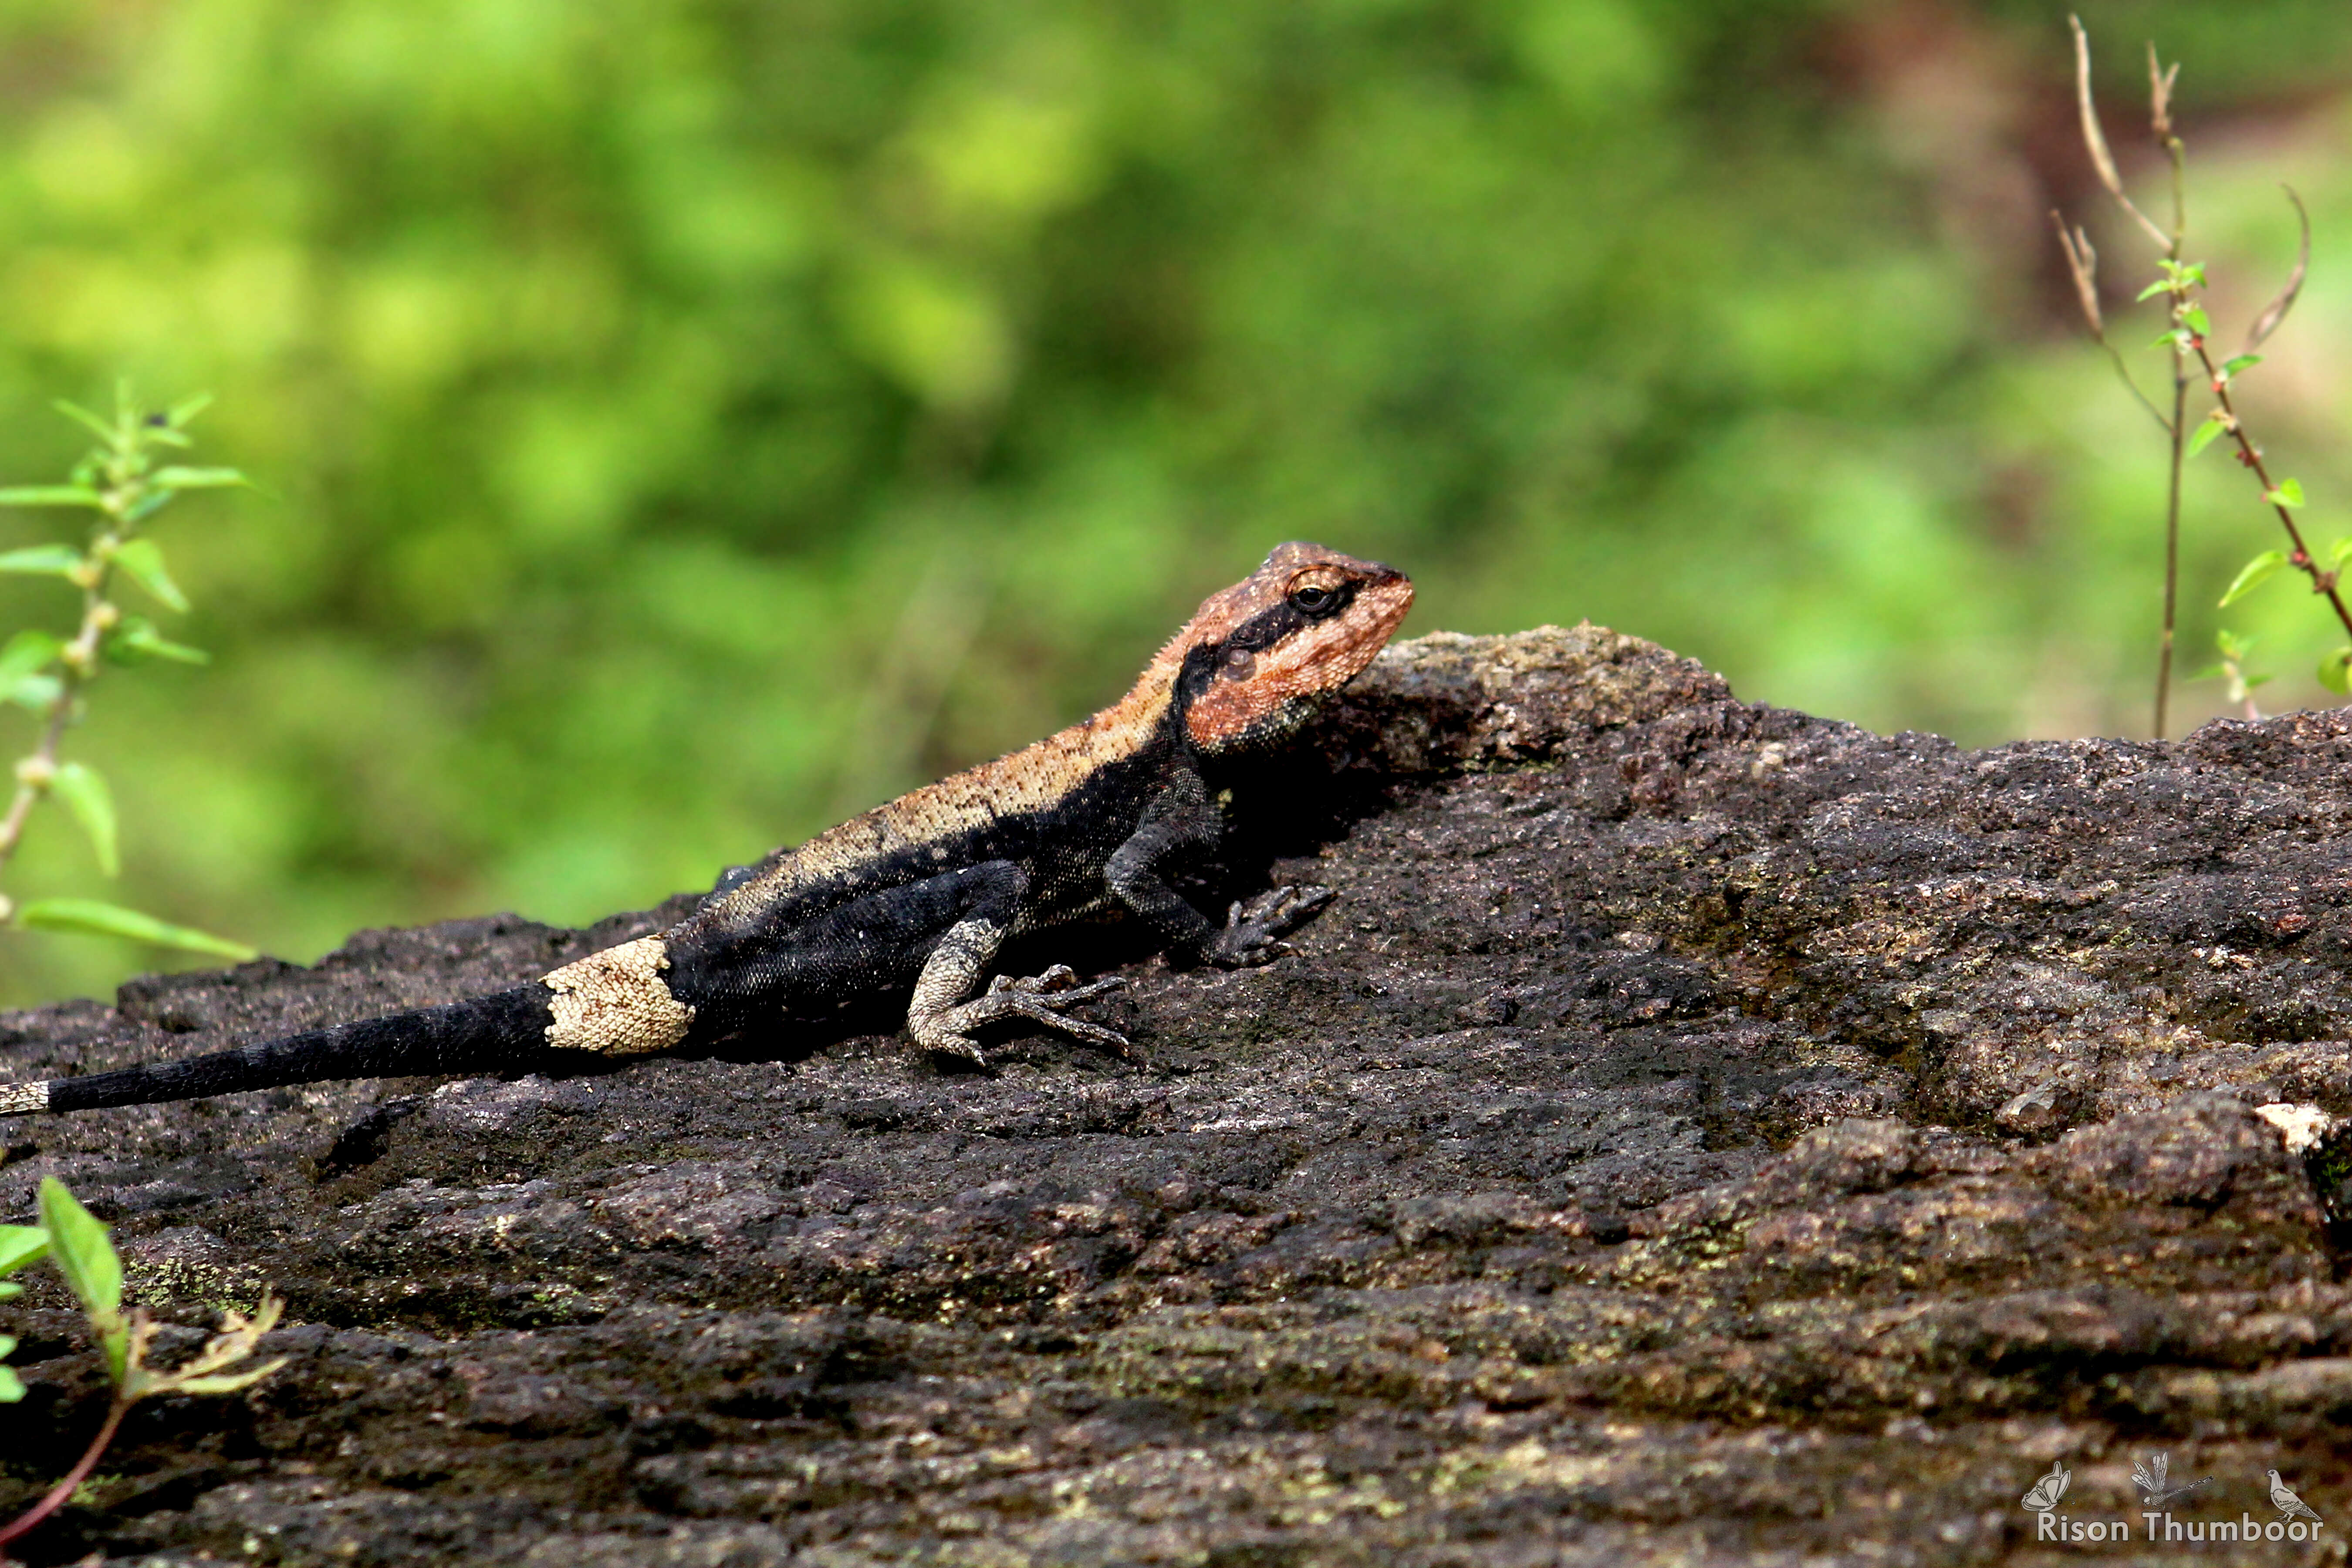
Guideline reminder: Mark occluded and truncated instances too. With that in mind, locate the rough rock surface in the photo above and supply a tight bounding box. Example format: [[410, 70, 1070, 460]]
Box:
[[0, 625, 2346, 1565]]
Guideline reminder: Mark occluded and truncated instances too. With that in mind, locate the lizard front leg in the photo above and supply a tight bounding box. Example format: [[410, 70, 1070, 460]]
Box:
[[1105, 770, 1334, 967], [906, 862, 1127, 1066]]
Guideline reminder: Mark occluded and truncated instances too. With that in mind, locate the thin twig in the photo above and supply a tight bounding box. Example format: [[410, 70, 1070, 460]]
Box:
[[2051, 213, 2170, 432], [2065, 20, 2196, 737], [2245, 186, 2311, 352], [2071, 17, 2170, 249], [0, 1395, 126, 1557], [2148, 38, 2188, 741], [2158, 350, 2185, 740]]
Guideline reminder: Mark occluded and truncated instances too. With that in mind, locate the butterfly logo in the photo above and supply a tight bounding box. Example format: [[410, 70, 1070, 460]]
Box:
[[2021, 1462, 2071, 1512]]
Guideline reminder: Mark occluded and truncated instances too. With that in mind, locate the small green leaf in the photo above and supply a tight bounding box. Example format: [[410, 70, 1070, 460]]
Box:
[[0, 1366, 25, 1404], [2186, 413, 2229, 460], [16, 898, 257, 960], [2216, 629, 2255, 659], [2, 675, 61, 713], [2220, 551, 2288, 606], [0, 1226, 48, 1278], [2150, 328, 2187, 350], [51, 763, 118, 877], [38, 1178, 125, 1379], [0, 545, 84, 578], [2269, 478, 2308, 508], [50, 400, 114, 443], [2182, 304, 2211, 336], [2247, 673, 2276, 689], [2224, 354, 2263, 378], [125, 490, 175, 524], [2183, 261, 2208, 287], [166, 393, 214, 428], [2137, 278, 2173, 302], [2322, 649, 2352, 696], [111, 538, 188, 613], [0, 632, 62, 686], [2189, 662, 2226, 681], [147, 466, 247, 491], [0, 488, 99, 510], [105, 618, 209, 665]]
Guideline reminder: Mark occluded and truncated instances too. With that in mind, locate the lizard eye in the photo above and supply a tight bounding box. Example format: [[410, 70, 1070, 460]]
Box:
[[1288, 584, 1337, 615]]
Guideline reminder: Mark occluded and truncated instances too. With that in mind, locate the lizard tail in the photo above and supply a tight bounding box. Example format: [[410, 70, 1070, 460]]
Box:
[[0, 984, 555, 1115]]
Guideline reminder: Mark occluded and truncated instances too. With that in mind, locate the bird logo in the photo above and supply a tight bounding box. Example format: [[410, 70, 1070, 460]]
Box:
[[2269, 1470, 2324, 1524], [2021, 1462, 2071, 1512], [2131, 1452, 2210, 1507]]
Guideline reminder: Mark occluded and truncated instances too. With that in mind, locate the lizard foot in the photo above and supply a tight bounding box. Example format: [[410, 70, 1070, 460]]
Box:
[[1206, 884, 1335, 968], [916, 966, 1131, 1067]]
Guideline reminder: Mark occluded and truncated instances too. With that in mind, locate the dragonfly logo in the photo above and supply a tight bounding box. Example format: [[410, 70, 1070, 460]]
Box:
[[2133, 1453, 2211, 1509]]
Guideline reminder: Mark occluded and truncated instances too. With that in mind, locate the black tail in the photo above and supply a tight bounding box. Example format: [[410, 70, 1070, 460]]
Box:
[[26, 984, 555, 1115]]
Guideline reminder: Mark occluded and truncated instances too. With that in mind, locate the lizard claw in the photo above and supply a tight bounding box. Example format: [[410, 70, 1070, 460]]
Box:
[[918, 968, 1132, 1065], [983, 965, 1125, 1006], [1206, 884, 1335, 968]]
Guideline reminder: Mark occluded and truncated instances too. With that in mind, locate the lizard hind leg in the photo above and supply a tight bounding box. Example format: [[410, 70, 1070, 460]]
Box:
[[908, 918, 1129, 1068]]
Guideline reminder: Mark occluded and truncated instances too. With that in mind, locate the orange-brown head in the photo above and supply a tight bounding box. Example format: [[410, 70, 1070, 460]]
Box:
[[1162, 541, 1413, 753]]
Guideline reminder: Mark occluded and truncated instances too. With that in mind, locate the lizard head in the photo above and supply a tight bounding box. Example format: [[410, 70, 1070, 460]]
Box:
[[1172, 541, 1413, 753]]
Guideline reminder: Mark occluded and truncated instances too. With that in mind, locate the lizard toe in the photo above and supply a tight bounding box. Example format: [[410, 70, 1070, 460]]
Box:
[[1248, 884, 1335, 936], [923, 971, 1131, 1060], [916, 1028, 994, 1071], [1207, 884, 1335, 966], [993, 990, 1133, 1058], [986, 968, 1125, 1003]]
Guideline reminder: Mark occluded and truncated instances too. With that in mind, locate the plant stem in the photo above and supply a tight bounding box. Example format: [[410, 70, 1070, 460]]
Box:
[[0, 431, 134, 892], [2193, 340, 2352, 642], [2157, 362, 2183, 739], [2152, 82, 2188, 742], [0, 1394, 127, 1558]]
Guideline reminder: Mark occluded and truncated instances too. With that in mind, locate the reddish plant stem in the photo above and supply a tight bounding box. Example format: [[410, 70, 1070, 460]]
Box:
[[0, 1395, 127, 1558], [2190, 338, 2352, 642]]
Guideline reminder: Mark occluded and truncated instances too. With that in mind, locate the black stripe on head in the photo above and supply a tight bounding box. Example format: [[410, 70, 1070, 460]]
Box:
[[1180, 581, 1363, 699], [1234, 580, 1359, 651], [1176, 602, 1301, 707]]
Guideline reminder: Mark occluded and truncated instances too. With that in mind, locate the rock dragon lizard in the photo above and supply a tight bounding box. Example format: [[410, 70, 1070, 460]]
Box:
[[0, 542, 1412, 1115]]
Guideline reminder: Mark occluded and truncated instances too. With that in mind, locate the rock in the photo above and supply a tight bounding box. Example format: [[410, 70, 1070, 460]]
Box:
[[0, 623, 2345, 1562]]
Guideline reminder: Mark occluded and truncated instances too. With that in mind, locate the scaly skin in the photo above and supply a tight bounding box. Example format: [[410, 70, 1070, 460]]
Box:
[[2, 542, 1412, 1115]]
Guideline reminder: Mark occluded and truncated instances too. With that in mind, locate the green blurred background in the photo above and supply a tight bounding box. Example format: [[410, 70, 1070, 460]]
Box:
[[1, 0, 2351, 1005]]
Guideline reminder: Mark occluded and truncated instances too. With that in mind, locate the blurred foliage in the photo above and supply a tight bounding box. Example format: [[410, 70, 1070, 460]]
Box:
[[0, 0, 2350, 1004]]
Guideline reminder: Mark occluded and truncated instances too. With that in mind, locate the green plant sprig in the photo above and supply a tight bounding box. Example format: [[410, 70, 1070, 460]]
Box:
[[2057, 20, 2329, 727], [0, 386, 254, 959], [0, 1179, 282, 1561]]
